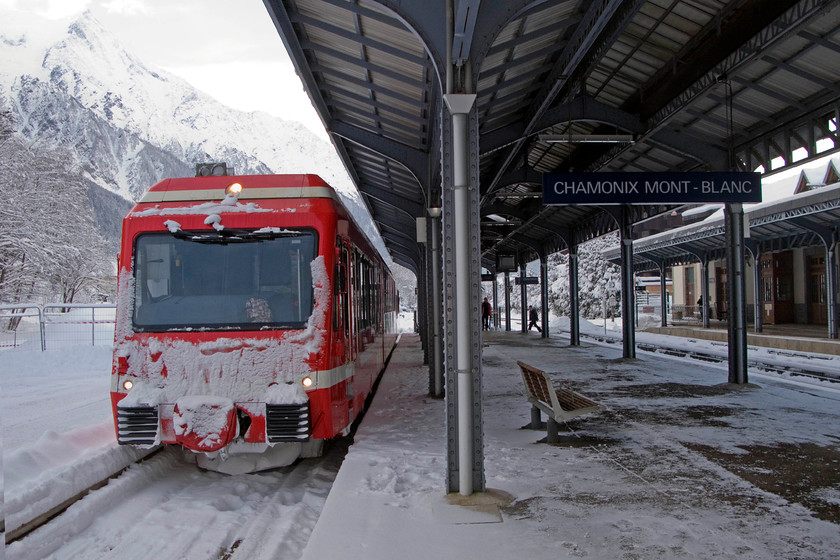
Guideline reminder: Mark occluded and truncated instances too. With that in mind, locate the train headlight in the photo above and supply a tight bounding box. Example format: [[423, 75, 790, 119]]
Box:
[[302, 376, 314, 388], [225, 182, 243, 196], [123, 380, 134, 391]]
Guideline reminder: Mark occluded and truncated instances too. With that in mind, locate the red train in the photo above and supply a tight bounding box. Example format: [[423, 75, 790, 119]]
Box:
[[110, 171, 398, 473]]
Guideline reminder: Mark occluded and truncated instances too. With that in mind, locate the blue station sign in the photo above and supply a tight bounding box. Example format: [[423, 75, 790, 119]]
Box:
[[542, 172, 762, 205]]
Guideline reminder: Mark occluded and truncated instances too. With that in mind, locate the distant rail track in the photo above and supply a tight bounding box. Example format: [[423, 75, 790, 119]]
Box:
[[582, 332, 839, 384]]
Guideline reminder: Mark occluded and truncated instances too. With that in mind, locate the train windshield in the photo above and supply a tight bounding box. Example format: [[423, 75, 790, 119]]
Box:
[[132, 229, 318, 331]]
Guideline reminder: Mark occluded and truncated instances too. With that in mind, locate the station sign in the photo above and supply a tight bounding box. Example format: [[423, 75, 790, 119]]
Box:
[[542, 172, 762, 205], [515, 276, 539, 285]]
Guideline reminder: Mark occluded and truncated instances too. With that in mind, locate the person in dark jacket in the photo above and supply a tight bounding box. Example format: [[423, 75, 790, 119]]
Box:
[[528, 305, 541, 332], [482, 297, 492, 330]]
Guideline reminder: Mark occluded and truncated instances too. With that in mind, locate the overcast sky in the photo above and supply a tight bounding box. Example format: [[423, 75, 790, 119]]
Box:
[[0, 0, 327, 138]]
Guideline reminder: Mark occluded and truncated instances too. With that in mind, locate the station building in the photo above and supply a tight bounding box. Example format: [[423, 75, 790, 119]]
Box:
[[623, 159, 840, 331]]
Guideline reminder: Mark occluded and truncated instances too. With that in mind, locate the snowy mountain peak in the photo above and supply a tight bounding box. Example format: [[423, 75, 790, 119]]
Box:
[[0, 8, 384, 258]]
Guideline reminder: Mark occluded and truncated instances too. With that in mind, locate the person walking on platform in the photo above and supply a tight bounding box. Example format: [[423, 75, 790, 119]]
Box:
[[482, 297, 492, 331], [528, 305, 541, 332]]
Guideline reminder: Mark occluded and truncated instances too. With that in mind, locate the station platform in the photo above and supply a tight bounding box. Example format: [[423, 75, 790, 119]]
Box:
[[301, 332, 839, 560]]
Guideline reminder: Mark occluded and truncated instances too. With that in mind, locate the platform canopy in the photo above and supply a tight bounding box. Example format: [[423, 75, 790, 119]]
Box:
[[604, 182, 840, 270], [263, 0, 840, 273]]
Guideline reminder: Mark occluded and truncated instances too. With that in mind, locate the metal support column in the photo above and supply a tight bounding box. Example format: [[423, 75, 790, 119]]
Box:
[[443, 92, 483, 496], [826, 237, 838, 339], [519, 259, 527, 333], [701, 255, 710, 329], [540, 250, 549, 339], [430, 212, 444, 397], [660, 266, 668, 327], [492, 271, 499, 331], [419, 248, 429, 361], [725, 203, 748, 384], [753, 253, 764, 333], [569, 242, 580, 345], [619, 206, 636, 359], [504, 272, 511, 331], [746, 242, 763, 334]]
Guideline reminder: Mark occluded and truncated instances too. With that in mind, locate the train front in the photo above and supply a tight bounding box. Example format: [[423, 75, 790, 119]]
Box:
[[110, 173, 337, 474]]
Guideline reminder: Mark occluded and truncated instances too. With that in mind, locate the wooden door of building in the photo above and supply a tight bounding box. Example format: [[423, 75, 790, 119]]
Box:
[[715, 266, 728, 320], [685, 265, 697, 317], [808, 255, 827, 324], [760, 252, 794, 324]]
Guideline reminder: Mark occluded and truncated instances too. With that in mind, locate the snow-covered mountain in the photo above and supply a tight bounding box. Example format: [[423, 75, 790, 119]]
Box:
[[0, 9, 374, 249]]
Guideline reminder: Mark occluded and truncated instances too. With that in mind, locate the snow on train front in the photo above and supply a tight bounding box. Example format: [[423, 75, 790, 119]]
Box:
[[110, 170, 394, 474]]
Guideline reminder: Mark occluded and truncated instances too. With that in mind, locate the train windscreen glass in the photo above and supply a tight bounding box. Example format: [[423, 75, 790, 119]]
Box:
[[132, 230, 317, 331]]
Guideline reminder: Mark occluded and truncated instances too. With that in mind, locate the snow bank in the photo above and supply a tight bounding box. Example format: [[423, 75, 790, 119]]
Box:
[[4, 422, 151, 534]]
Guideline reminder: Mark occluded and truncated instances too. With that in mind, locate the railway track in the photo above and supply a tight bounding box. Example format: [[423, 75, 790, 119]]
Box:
[[6, 440, 349, 560], [5, 447, 164, 545], [582, 332, 839, 384]]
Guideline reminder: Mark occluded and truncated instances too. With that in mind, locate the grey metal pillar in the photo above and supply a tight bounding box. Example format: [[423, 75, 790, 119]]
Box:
[[424, 252, 432, 356], [430, 212, 444, 397], [746, 243, 763, 334], [492, 272, 499, 331], [443, 92, 483, 496], [619, 206, 636, 359], [827, 238, 838, 339], [504, 272, 511, 331], [540, 250, 549, 339], [569, 242, 580, 345], [659, 262, 669, 327], [414, 228, 427, 359], [701, 255, 710, 329], [753, 253, 764, 333], [519, 259, 527, 333], [725, 203, 748, 384]]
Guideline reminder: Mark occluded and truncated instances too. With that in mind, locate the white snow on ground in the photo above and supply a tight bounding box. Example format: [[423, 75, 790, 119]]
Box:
[[302, 326, 840, 560], [2, 312, 839, 558]]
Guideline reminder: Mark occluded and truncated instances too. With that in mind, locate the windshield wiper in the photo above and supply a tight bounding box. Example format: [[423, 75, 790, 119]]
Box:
[[172, 228, 306, 244]]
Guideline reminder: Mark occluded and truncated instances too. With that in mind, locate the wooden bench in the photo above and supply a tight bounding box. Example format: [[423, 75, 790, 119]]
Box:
[[517, 361, 604, 443]]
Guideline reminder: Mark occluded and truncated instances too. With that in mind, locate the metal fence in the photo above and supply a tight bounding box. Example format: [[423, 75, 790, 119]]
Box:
[[0, 303, 116, 351]]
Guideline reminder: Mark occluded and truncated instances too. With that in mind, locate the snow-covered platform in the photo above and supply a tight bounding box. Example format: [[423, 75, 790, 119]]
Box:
[[302, 331, 840, 560]]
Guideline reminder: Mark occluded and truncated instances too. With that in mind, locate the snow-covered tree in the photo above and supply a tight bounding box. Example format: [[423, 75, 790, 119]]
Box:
[[545, 232, 622, 319], [481, 233, 622, 322], [0, 93, 112, 305], [0, 93, 13, 142]]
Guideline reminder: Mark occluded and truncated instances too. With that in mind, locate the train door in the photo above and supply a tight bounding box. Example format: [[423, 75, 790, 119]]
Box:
[[808, 254, 827, 324], [334, 242, 351, 364], [346, 245, 357, 361], [349, 249, 360, 359]]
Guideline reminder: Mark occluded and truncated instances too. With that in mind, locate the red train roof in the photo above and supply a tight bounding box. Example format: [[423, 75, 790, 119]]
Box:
[[138, 174, 338, 204]]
